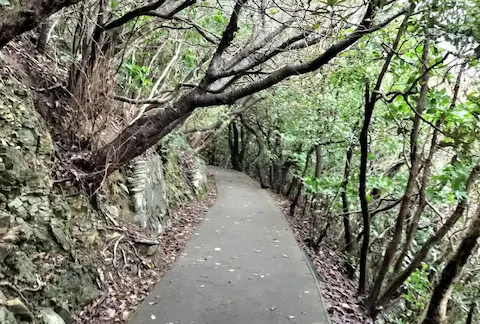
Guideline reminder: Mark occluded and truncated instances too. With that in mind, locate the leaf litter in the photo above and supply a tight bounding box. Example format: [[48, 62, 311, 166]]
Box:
[[77, 175, 217, 323], [275, 195, 373, 324]]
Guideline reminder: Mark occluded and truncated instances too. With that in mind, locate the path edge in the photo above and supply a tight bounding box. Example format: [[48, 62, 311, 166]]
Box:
[[263, 189, 332, 324]]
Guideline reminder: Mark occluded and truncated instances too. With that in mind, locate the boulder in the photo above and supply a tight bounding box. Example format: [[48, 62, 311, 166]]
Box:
[[0, 307, 17, 324], [40, 308, 66, 324], [4, 251, 37, 285], [47, 266, 101, 308], [5, 298, 34, 321]]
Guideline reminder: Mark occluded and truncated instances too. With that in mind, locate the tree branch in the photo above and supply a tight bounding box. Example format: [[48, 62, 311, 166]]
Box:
[[103, 0, 196, 30], [114, 95, 172, 105], [0, 0, 82, 48], [103, 0, 168, 30], [206, 0, 249, 75], [195, 3, 409, 106]]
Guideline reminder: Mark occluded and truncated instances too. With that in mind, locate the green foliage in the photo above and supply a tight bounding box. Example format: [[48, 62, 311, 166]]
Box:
[[400, 264, 433, 323], [182, 49, 197, 69], [121, 59, 151, 89], [303, 175, 341, 197], [430, 160, 477, 202]]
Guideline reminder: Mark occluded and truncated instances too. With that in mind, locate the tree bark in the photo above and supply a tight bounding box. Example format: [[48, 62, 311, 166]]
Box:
[[85, 93, 197, 186], [239, 126, 251, 172], [358, 82, 373, 295], [37, 17, 55, 53], [421, 205, 480, 324], [0, 0, 82, 48], [271, 132, 283, 193], [228, 120, 242, 171]]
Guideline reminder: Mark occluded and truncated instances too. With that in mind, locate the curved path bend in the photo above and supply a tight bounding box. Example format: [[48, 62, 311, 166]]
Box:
[[131, 167, 330, 324]]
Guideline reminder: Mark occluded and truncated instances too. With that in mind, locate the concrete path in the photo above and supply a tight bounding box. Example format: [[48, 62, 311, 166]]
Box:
[[130, 167, 329, 324]]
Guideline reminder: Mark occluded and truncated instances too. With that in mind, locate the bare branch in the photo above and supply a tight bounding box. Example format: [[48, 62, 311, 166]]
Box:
[[196, 3, 409, 106], [114, 95, 172, 105], [103, 0, 168, 30], [103, 0, 196, 30]]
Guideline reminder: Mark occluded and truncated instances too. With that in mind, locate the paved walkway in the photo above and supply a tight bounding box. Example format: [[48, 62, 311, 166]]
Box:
[[130, 167, 329, 324]]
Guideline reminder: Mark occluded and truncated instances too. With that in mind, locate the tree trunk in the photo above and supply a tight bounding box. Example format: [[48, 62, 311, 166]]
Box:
[[277, 161, 293, 194], [290, 148, 314, 216], [421, 205, 480, 324], [37, 17, 55, 53], [392, 63, 464, 273], [311, 143, 324, 211], [0, 0, 81, 48], [341, 144, 354, 253], [84, 93, 197, 186], [366, 35, 429, 310], [375, 161, 480, 308], [358, 82, 373, 295], [465, 303, 475, 324], [357, 13, 411, 295], [271, 132, 283, 192], [240, 114, 269, 188], [239, 126, 251, 172], [286, 176, 298, 198], [228, 120, 242, 171]]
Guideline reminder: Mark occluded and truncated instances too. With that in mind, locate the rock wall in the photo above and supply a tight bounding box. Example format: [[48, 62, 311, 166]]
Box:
[[0, 57, 209, 323], [125, 147, 209, 234], [0, 71, 102, 323], [127, 151, 170, 234]]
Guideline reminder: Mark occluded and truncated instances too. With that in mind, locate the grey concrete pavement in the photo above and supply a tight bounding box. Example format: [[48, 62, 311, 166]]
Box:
[[130, 167, 330, 324]]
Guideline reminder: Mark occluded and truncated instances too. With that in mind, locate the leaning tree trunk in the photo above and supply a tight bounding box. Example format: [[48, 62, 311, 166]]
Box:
[[0, 0, 81, 48], [376, 161, 480, 308], [84, 93, 197, 187], [422, 205, 480, 324], [393, 63, 464, 273]]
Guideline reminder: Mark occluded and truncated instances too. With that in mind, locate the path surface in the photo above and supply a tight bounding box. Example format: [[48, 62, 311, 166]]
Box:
[[130, 167, 329, 324]]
